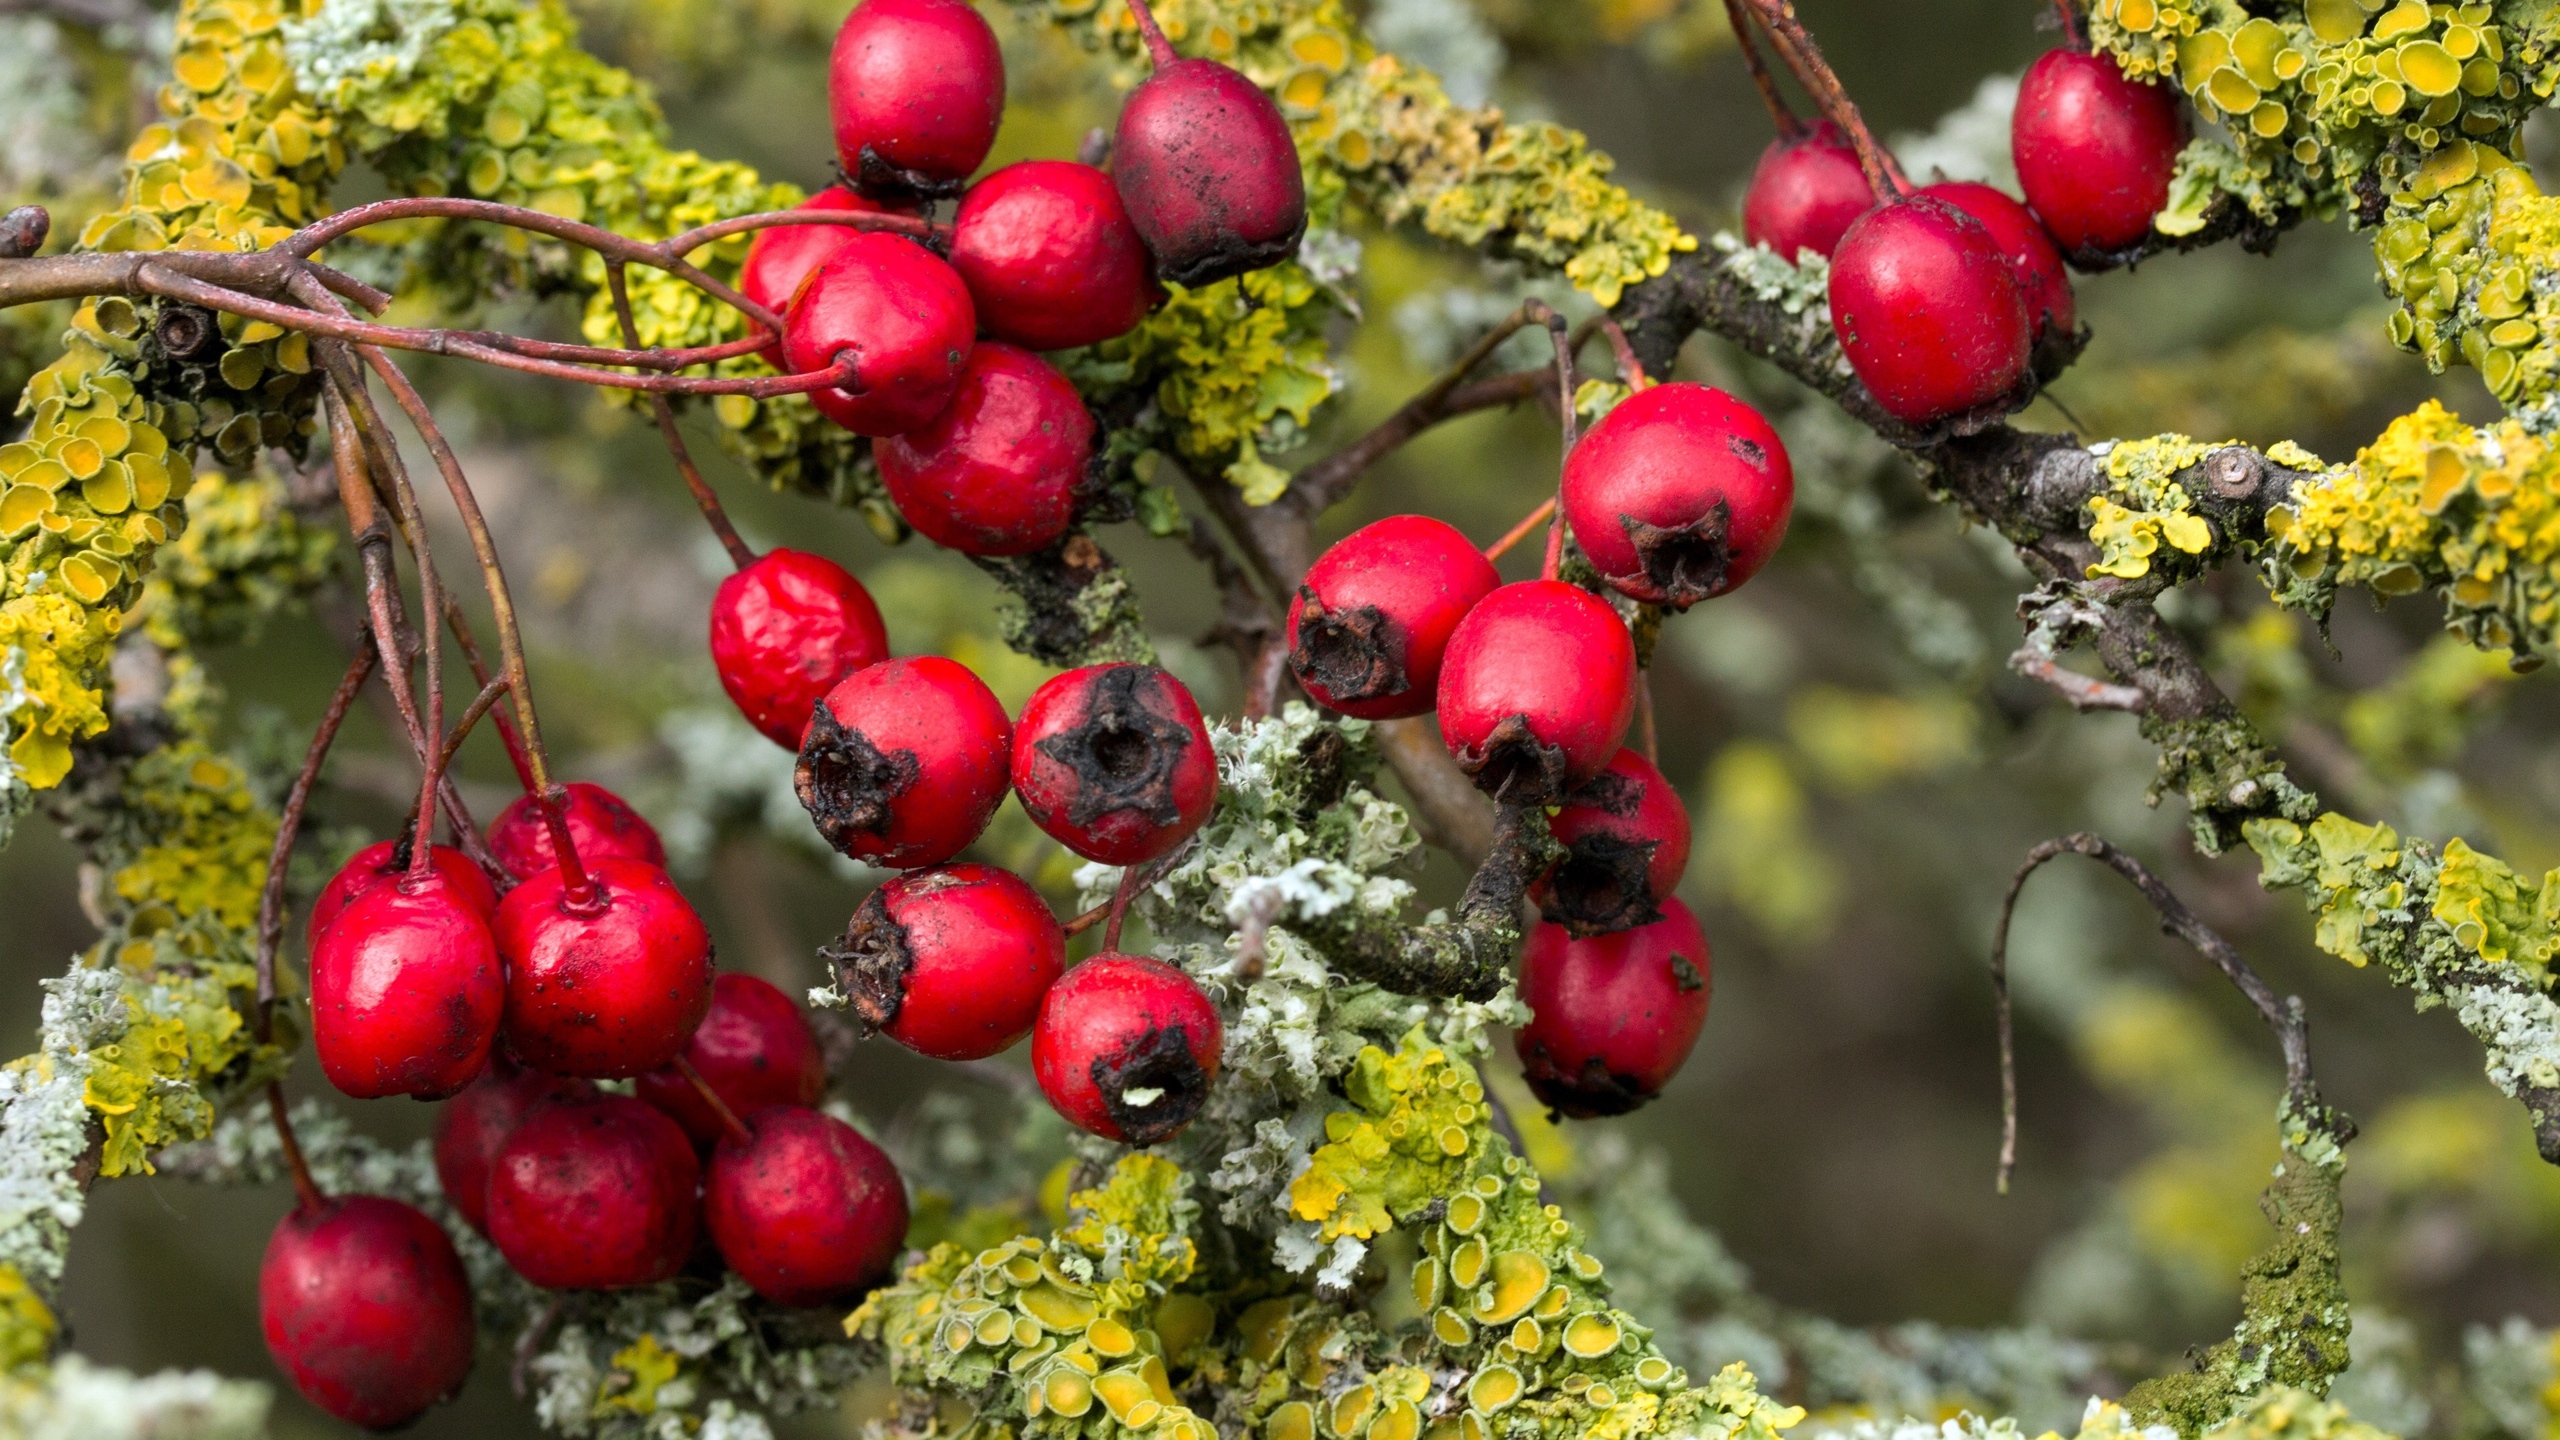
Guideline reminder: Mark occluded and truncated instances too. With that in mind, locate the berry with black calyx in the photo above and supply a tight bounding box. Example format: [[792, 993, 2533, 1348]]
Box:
[[875, 343, 1095, 557], [1109, 0, 1307, 288], [822, 862, 1065, 1061], [796, 656, 1014, 868], [828, 0, 1004, 198], [1031, 952, 1221, 1146], [1435, 580, 1637, 803], [1515, 898, 1713, 1119], [1528, 747, 1692, 938], [1286, 515, 1500, 720], [1011, 663, 1218, 866], [1560, 382, 1794, 609]]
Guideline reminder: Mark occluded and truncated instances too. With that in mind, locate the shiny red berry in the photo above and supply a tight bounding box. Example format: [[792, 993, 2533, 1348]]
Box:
[[876, 343, 1095, 557], [1742, 121, 1876, 263], [486, 781, 664, 883], [712, 547, 891, 750], [261, 1195, 474, 1430], [494, 858, 715, 1079], [825, 863, 1065, 1060], [1515, 897, 1712, 1118], [1435, 580, 1636, 802], [740, 185, 920, 364], [308, 838, 494, 949], [1013, 663, 1218, 866], [1561, 382, 1793, 609], [1111, 0, 1307, 288], [705, 1106, 909, 1306], [950, 160, 1160, 350], [797, 656, 1013, 868], [635, 973, 829, 1147], [1032, 952, 1222, 1146], [1528, 747, 1692, 938], [486, 1092, 700, 1289], [2012, 48, 2185, 261], [310, 872, 504, 1101], [1286, 515, 1500, 720], [433, 1053, 594, 1235], [783, 233, 977, 437], [1921, 180, 2077, 348], [828, 0, 1004, 198], [1828, 196, 2031, 428]]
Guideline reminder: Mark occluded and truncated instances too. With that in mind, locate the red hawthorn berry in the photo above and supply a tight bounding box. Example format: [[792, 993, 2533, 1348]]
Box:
[[1827, 196, 2032, 428], [1920, 180, 2077, 349], [261, 1195, 475, 1430], [739, 185, 921, 364], [1435, 580, 1636, 803], [486, 1092, 701, 1290], [432, 1053, 595, 1235], [1012, 663, 1218, 866], [796, 656, 1014, 868], [1032, 952, 1222, 1146], [823, 863, 1065, 1061], [1528, 747, 1692, 938], [711, 547, 891, 750], [307, 838, 495, 948], [1286, 515, 1501, 720], [1560, 382, 1794, 609], [494, 858, 716, 1079], [950, 160, 1161, 351], [1742, 121, 1877, 263], [828, 0, 1005, 198], [310, 872, 504, 1101], [1514, 897, 1713, 1119], [875, 343, 1095, 557], [635, 974, 829, 1147], [486, 781, 664, 883], [705, 1106, 910, 1306], [1111, 0, 1307, 288], [2012, 48, 2185, 262], [783, 233, 977, 437]]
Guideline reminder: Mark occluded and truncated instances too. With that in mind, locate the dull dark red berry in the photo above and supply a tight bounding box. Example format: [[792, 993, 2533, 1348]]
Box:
[[2012, 48, 2185, 262], [486, 1091, 700, 1289], [1515, 897, 1712, 1119], [433, 1053, 595, 1235], [310, 872, 504, 1101], [712, 547, 891, 750], [783, 233, 977, 437], [494, 857, 715, 1078], [796, 656, 1013, 868], [1435, 580, 1636, 803], [823, 863, 1065, 1060], [308, 839, 495, 948], [875, 343, 1095, 557], [740, 185, 921, 363], [705, 1106, 909, 1306], [1286, 515, 1500, 721], [1032, 952, 1222, 1145], [829, 0, 1005, 198], [1012, 663, 1218, 866], [1742, 121, 1876, 263], [261, 1195, 475, 1430], [486, 781, 664, 883], [1528, 747, 1692, 938], [1921, 180, 2077, 351], [635, 973, 829, 1147], [1828, 196, 2032, 428], [1110, 0, 1307, 288], [951, 160, 1160, 350], [1560, 382, 1793, 609]]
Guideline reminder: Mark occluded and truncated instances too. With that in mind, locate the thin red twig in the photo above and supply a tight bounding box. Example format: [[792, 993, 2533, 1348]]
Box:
[[253, 646, 376, 1030], [1724, 0, 1804, 136], [1483, 498, 1557, 563]]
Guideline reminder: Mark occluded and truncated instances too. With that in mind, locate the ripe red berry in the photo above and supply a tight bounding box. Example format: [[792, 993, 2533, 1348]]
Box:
[[1742, 121, 1877, 263], [1287, 516, 1500, 721], [1111, 0, 1307, 288], [433, 1053, 594, 1235], [261, 1195, 474, 1430], [2012, 48, 2185, 261], [1560, 382, 1794, 609], [1435, 580, 1636, 802], [705, 1106, 909, 1306], [950, 160, 1160, 350], [1514, 897, 1712, 1118], [486, 1092, 700, 1289], [1012, 663, 1218, 865], [494, 858, 715, 1078], [783, 233, 977, 437], [1032, 952, 1222, 1146], [308, 838, 494, 948], [1828, 196, 2032, 428], [875, 344, 1095, 557], [828, 0, 1004, 198], [1528, 747, 1692, 938], [712, 547, 891, 750], [739, 185, 920, 364], [824, 863, 1065, 1060], [486, 781, 664, 883], [635, 973, 829, 1147], [310, 872, 504, 1101], [797, 656, 1013, 868], [1921, 180, 2077, 349]]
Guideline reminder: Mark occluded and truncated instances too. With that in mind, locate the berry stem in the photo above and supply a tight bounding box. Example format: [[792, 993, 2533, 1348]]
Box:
[[1597, 316, 1650, 391], [440, 595, 539, 798], [252, 645, 377, 1039], [323, 379, 441, 795], [607, 260, 758, 571], [266, 1082, 325, 1216], [1122, 0, 1182, 71], [1522, 300, 1576, 582], [1482, 498, 1557, 563], [539, 784, 603, 911], [1103, 865, 1143, 953], [2052, 0, 2085, 48], [1637, 673, 1659, 767], [1062, 900, 1112, 937], [1740, 0, 1907, 198], [675, 1056, 757, 1149], [1723, 0, 1805, 137]]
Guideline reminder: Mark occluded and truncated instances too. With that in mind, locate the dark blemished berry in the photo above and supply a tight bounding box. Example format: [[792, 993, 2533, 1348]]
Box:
[[1560, 382, 1794, 609], [1827, 195, 2032, 428], [739, 185, 921, 364], [1012, 663, 1218, 866], [261, 1195, 474, 1430], [1921, 180, 2077, 355], [432, 1054, 595, 1235], [494, 857, 715, 1079], [711, 547, 891, 750], [1514, 897, 1713, 1119], [635, 974, 829, 1147], [1741, 121, 1877, 263], [486, 1092, 700, 1290], [950, 160, 1161, 350], [1110, 0, 1307, 288], [875, 344, 1095, 557], [704, 1106, 909, 1307], [1032, 952, 1222, 1146], [2012, 48, 2185, 263], [310, 872, 504, 1101], [486, 781, 663, 883], [1286, 515, 1500, 721], [1435, 580, 1636, 803], [1528, 747, 1692, 938], [796, 656, 1014, 868], [307, 838, 494, 949], [828, 0, 1004, 199], [782, 233, 977, 437], [822, 862, 1065, 1061]]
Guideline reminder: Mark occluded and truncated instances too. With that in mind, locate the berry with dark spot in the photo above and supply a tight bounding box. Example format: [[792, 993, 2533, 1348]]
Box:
[[705, 1106, 909, 1306], [635, 973, 829, 1147], [432, 1054, 594, 1235], [1286, 515, 1500, 720], [1528, 747, 1692, 938], [1921, 180, 2077, 354], [308, 838, 495, 948], [876, 343, 1095, 557], [260, 1195, 475, 1429], [1515, 897, 1712, 1119], [1435, 580, 1636, 803], [2012, 48, 2184, 262], [494, 858, 715, 1078], [783, 233, 977, 437], [1109, 0, 1307, 288], [310, 871, 505, 1100], [828, 0, 1004, 199], [486, 781, 664, 882], [1741, 121, 1877, 263], [739, 185, 921, 364], [796, 656, 1014, 867], [1560, 382, 1793, 609], [822, 862, 1064, 1060], [950, 160, 1161, 350], [1828, 195, 2032, 428], [486, 1092, 700, 1289], [1012, 663, 1218, 865], [711, 547, 891, 749], [1032, 952, 1221, 1145]]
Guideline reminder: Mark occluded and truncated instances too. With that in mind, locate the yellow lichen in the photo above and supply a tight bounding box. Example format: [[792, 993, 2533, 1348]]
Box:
[[2086, 435, 2225, 580], [2431, 836, 2560, 965], [0, 1266, 56, 1370]]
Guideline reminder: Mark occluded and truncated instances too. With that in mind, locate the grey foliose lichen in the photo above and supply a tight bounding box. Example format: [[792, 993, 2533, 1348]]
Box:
[[0, 1354, 275, 1440]]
